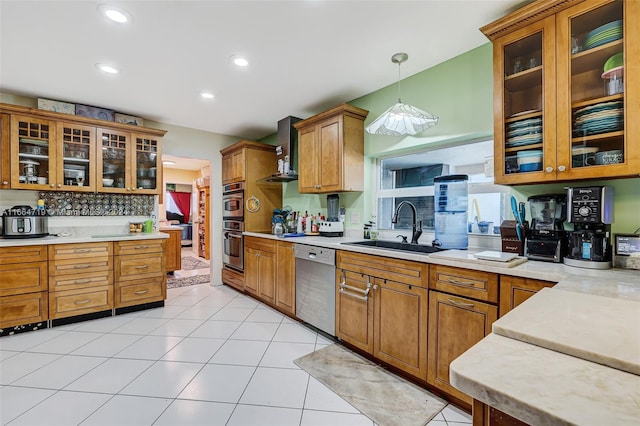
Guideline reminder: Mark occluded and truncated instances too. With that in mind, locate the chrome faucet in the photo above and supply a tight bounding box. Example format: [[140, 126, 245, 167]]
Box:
[[391, 201, 422, 244]]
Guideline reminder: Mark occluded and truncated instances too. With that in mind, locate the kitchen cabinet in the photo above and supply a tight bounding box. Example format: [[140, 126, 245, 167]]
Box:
[[97, 128, 162, 194], [244, 236, 276, 304], [197, 184, 210, 260], [428, 264, 499, 406], [220, 140, 282, 233], [48, 242, 113, 319], [222, 266, 244, 292], [499, 275, 555, 317], [160, 227, 182, 273], [275, 240, 295, 316], [336, 250, 429, 380], [0, 103, 166, 194], [0, 245, 48, 329], [483, 0, 639, 184], [294, 103, 368, 194], [114, 239, 166, 308], [1, 113, 10, 189]]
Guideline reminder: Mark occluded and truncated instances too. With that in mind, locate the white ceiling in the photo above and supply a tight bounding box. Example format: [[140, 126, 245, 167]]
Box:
[[1, 0, 526, 145]]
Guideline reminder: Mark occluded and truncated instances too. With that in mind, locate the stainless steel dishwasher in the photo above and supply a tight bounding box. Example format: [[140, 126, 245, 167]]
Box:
[[295, 244, 336, 336]]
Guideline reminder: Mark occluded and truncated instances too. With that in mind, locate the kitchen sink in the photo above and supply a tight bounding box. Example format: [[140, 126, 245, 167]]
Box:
[[342, 240, 444, 254]]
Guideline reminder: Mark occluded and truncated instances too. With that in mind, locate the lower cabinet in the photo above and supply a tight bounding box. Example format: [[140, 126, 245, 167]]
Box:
[[336, 250, 429, 380], [275, 240, 295, 316], [114, 239, 166, 308], [222, 266, 244, 292], [499, 275, 555, 317], [160, 228, 182, 273], [244, 236, 276, 305]]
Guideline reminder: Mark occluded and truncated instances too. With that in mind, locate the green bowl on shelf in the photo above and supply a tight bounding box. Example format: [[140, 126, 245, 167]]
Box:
[[603, 52, 623, 72]]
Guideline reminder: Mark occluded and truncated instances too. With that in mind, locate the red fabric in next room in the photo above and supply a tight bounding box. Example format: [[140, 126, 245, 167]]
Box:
[[170, 191, 191, 223]]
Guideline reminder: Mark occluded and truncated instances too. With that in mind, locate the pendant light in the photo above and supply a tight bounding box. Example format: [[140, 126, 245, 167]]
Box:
[[365, 52, 438, 136]]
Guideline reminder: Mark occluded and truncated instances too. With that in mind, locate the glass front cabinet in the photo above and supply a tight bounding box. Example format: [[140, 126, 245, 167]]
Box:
[[485, 0, 638, 184]]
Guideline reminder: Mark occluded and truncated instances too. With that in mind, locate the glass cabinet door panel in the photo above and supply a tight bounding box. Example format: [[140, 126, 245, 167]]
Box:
[[59, 123, 95, 191], [563, 0, 625, 172], [98, 129, 129, 191], [12, 115, 55, 189], [134, 135, 160, 192]]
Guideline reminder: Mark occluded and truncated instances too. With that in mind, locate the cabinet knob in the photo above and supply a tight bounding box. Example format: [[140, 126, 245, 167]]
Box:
[[545, 166, 554, 173], [2, 180, 8, 185], [57, 183, 62, 187], [558, 165, 566, 172], [50, 183, 55, 188]]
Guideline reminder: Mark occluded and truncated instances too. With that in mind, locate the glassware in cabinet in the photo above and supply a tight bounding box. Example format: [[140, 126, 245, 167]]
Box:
[[98, 128, 129, 192], [12, 115, 56, 189], [134, 135, 160, 192], [58, 123, 95, 191]]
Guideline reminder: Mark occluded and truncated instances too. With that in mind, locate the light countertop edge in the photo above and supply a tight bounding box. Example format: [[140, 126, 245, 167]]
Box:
[[0, 232, 169, 247]]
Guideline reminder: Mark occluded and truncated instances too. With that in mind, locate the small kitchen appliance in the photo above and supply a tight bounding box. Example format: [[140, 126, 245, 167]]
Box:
[[564, 186, 614, 269], [318, 194, 344, 237], [525, 194, 567, 263], [2, 205, 49, 238]]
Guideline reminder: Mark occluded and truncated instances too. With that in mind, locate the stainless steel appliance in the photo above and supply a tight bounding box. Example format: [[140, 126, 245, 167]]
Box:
[[295, 244, 336, 335], [2, 205, 49, 238], [525, 194, 567, 263], [222, 182, 244, 219], [222, 219, 243, 271], [564, 186, 614, 269]]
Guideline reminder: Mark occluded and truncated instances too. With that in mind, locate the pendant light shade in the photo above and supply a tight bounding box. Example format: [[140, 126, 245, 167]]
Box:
[[366, 53, 438, 136]]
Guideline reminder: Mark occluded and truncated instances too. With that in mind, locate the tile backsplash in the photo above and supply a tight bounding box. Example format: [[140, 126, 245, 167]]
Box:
[[38, 191, 155, 216]]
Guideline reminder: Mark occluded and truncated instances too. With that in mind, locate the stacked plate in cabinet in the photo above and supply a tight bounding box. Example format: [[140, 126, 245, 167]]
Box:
[[584, 20, 623, 50], [572, 101, 623, 137], [506, 117, 542, 148]]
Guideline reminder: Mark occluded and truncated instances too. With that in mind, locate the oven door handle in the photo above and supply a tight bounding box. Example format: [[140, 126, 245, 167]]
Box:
[[226, 232, 242, 239]]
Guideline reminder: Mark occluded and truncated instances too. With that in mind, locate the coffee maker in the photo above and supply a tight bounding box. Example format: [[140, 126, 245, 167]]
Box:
[[525, 194, 567, 262], [565, 186, 614, 269]]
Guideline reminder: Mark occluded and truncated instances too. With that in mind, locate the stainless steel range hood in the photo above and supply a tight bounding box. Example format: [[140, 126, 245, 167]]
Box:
[[263, 116, 301, 183]]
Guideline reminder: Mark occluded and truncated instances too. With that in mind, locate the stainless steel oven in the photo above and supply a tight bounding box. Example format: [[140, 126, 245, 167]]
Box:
[[222, 182, 244, 219], [223, 220, 243, 271]]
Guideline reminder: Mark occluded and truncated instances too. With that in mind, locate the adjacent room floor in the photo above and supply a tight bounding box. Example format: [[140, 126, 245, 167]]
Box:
[[0, 280, 472, 425]]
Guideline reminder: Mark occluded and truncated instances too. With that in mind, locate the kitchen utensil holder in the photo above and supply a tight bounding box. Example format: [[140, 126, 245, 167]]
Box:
[[500, 220, 528, 255]]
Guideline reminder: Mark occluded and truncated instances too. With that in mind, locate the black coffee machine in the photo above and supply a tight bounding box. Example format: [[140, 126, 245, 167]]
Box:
[[525, 194, 567, 263], [564, 186, 614, 269]]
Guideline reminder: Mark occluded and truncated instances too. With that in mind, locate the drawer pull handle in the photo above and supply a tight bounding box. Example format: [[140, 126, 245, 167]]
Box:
[[74, 249, 91, 253], [74, 264, 92, 269], [339, 288, 369, 301], [74, 299, 92, 305], [445, 278, 475, 286], [74, 279, 92, 284], [134, 289, 150, 295], [448, 298, 474, 307], [134, 245, 149, 250], [134, 265, 150, 269]]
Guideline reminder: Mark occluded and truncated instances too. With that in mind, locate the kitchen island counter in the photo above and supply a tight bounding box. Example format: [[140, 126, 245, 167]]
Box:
[[0, 232, 169, 247]]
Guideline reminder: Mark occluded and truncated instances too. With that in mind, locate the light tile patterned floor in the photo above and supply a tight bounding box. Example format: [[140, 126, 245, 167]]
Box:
[[0, 281, 472, 425]]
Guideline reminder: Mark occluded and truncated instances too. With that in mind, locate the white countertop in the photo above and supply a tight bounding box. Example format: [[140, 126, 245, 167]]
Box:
[[0, 231, 169, 247]]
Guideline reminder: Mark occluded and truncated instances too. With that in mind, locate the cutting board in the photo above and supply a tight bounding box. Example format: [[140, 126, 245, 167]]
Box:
[[429, 249, 528, 268]]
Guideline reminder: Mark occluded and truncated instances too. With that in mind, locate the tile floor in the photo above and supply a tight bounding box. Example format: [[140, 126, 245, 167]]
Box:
[[0, 277, 472, 425]]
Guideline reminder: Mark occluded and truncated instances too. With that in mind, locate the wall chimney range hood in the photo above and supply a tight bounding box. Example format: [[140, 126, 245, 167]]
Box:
[[263, 116, 301, 183]]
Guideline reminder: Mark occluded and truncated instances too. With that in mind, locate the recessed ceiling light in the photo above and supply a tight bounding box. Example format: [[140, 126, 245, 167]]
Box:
[[95, 63, 120, 74], [162, 160, 176, 165], [201, 92, 215, 99], [231, 55, 249, 67], [97, 4, 132, 23]]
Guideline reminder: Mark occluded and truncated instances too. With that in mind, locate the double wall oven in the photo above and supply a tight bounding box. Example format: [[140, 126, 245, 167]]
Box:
[[222, 182, 244, 271]]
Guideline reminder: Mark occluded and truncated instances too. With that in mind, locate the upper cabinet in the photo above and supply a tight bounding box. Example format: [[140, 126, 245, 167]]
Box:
[[483, 0, 639, 184], [1, 113, 11, 189], [294, 103, 368, 193], [221, 148, 245, 184], [0, 103, 166, 194]]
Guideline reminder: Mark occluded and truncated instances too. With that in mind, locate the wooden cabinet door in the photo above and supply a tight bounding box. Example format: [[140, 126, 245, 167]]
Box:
[[161, 229, 182, 272], [244, 247, 259, 296], [0, 113, 10, 189], [318, 115, 342, 192], [57, 122, 96, 192], [374, 278, 428, 380], [499, 275, 555, 317], [297, 125, 319, 193], [222, 150, 245, 184], [11, 115, 57, 189], [276, 241, 295, 315], [257, 249, 276, 305], [97, 128, 132, 193], [335, 269, 374, 353], [132, 133, 162, 194], [428, 290, 498, 404]]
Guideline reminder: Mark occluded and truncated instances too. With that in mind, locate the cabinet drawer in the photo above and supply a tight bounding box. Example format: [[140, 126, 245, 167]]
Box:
[[245, 236, 276, 253], [115, 239, 165, 255], [0, 245, 47, 265], [49, 285, 113, 319], [429, 265, 498, 303], [337, 250, 428, 288], [48, 242, 112, 260], [49, 270, 113, 292], [115, 277, 166, 308], [499, 275, 555, 317], [222, 267, 244, 291], [0, 261, 48, 296], [0, 291, 48, 328], [49, 257, 112, 276], [115, 253, 165, 281]]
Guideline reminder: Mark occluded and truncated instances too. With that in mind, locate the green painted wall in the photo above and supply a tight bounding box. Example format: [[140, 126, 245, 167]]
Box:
[[274, 43, 639, 235]]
